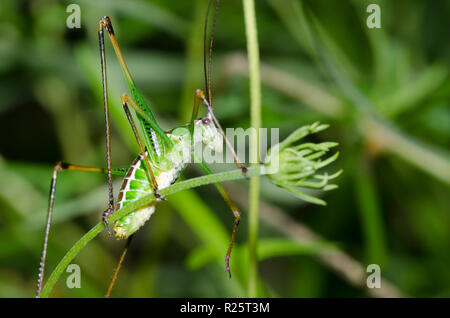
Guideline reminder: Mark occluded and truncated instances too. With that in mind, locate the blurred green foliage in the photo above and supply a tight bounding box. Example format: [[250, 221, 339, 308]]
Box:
[[0, 0, 449, 297]]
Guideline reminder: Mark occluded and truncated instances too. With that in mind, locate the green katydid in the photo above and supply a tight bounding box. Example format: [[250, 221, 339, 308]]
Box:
[[36, 0, 247, 298]]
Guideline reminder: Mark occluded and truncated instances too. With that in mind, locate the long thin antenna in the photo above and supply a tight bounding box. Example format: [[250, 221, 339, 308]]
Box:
[[203, 0, 220, 107], [203, 0, 212, 105]]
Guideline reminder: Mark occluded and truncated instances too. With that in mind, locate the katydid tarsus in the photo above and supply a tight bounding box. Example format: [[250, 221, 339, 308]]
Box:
[[36, 0, 247, 298]]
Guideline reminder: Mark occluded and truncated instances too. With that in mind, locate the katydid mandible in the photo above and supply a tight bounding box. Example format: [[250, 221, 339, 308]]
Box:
[[36, 0, 247, 298]]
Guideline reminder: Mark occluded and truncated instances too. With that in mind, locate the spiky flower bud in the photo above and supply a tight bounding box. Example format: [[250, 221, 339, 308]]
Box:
[[264, 122, 342, 205]]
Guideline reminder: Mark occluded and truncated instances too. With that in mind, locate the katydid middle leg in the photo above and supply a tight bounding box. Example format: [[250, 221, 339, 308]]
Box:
[[121, 94, 161, 198], [36, 162, 122, 298]]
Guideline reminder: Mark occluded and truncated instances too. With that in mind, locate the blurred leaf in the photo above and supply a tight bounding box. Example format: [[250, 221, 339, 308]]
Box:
[[186, 238, 335, 270], [354, 157, 387, 267], [377, 62, 448, 117], [74, 0, 188, 38]]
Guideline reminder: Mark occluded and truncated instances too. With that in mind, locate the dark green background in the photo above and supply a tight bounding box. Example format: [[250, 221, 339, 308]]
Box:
[[0, 0, 449, 297]]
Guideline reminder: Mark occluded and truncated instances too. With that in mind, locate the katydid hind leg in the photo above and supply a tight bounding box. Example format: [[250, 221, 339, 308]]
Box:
[[98, 16, 173, 156], [98, 17, 116, 228]]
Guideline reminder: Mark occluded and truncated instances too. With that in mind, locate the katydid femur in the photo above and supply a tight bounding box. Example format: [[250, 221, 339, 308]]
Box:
[[36, 1, 246, 297]]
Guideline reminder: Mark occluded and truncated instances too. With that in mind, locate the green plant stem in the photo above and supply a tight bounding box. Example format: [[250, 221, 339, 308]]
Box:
[[40, 165, 265, 298], [243, 0, 261, 298]]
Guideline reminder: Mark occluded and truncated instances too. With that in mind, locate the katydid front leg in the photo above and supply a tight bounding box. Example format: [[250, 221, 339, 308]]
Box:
[[36, 162, 119, 298]]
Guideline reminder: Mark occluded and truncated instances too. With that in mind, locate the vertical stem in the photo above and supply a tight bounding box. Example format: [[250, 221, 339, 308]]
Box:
[[243, 0, 261, 298]]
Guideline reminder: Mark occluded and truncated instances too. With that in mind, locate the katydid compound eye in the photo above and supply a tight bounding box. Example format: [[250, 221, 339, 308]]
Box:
[[202, 117, 211, 125]]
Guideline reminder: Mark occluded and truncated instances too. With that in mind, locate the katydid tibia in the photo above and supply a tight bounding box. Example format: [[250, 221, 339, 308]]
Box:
[[36, 2, 247, 298]]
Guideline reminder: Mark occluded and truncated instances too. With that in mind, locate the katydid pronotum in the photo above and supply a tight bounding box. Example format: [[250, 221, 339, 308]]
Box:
[[36, 0, 247, 297]]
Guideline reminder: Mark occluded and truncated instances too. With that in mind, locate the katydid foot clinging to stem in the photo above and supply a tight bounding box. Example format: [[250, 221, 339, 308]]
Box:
[[36, 0, 246, 298]]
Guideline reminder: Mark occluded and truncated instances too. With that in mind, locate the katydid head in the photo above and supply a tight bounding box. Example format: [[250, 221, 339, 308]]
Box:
[[194, 116, 223, 154]]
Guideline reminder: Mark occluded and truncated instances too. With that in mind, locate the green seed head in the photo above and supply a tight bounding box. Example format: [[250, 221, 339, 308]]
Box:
[[265, 122, 342, 206]]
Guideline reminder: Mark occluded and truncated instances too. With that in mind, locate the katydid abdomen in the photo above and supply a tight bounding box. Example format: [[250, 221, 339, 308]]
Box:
[[113, 153, 158, 239]]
